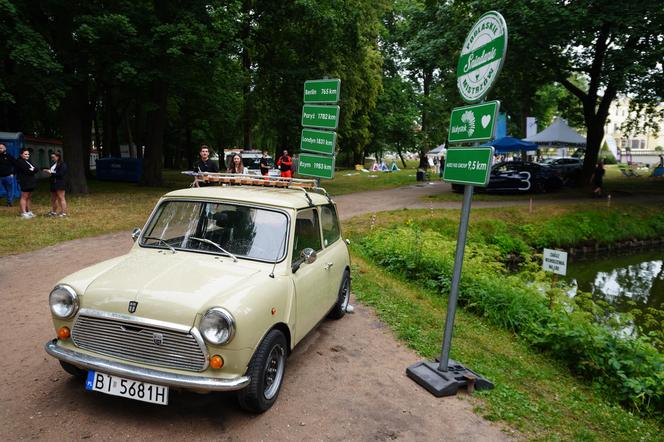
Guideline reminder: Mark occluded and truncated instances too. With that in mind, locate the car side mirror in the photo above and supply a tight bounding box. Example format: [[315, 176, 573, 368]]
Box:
[[131, 228, 141, 242], [301, 248, 317, 264]]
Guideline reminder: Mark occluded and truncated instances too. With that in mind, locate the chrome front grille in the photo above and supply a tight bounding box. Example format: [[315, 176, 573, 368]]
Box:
[[71, 312, 208, 372]]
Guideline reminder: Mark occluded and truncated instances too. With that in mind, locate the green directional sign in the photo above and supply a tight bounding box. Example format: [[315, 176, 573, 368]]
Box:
[[301, 105, 340, 130], [442, 147, 494, 186], [297, 153, 335, 179], [300, 129, 336, 155], [456, 11, 508, 103], [448, 101, 500, 144], [303, 79, 341, 103]]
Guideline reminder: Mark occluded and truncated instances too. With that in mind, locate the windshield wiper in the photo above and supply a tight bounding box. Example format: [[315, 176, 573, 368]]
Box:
[[142, 235, 176, 254], [188, 236, 238, 262]]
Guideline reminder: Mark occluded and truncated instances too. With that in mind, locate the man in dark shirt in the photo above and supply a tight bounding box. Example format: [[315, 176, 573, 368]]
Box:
[[0, 143, 15, 206], [259, 150, 271, 176], [194, 145, 219, 187]]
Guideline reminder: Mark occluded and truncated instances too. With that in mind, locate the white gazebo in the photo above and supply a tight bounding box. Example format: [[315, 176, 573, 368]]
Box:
[[525, 117, 586, 157]]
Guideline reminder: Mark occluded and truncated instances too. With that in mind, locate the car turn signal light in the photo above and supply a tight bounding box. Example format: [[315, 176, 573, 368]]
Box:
[[57, 326, 71, 340], [210, 355, 224, 369]]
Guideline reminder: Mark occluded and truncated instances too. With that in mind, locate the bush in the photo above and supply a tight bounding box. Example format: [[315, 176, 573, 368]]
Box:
[[360, 225, 664, 415]]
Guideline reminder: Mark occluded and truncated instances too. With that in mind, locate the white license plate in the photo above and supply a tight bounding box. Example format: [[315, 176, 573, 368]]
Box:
[[85, 371, 169, 405]]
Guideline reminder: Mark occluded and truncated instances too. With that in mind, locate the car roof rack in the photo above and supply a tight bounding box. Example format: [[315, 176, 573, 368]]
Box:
[[181, 171, 333, 205]]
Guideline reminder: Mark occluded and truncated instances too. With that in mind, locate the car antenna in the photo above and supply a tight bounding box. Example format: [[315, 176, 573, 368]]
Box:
[[269, 230, 288, 279]]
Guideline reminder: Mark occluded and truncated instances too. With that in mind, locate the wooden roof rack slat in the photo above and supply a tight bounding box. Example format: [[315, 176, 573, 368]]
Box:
[[181, 171, 335, 205]]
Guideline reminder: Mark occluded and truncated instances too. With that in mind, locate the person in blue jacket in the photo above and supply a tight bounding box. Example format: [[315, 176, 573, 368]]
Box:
[[0, 143, 15, 207], [43, 151, 68, 217]]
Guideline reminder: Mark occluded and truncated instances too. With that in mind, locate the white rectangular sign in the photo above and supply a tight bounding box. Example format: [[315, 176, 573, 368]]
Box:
[[543, 248, 567, 276]]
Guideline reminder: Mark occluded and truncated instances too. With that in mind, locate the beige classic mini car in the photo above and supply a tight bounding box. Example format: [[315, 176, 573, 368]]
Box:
[[45, 176, 351, 413]]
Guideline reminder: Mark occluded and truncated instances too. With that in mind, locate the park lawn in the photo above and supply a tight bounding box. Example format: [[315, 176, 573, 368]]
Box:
[[425, 164, 664, 203], [0, 165, 422, 257], [300, 166, 418, 196]]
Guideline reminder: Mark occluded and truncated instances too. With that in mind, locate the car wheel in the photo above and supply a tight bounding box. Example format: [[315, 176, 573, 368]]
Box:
[[238, 329, 287, 413], [59, 361, 86, 379], [328, 269, 351, 319]]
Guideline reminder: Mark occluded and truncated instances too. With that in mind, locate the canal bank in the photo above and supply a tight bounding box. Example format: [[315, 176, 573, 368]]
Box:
[[345, 203, 664, 421]]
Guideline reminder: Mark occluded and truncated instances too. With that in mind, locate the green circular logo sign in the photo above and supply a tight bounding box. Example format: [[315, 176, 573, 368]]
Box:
[[456, 11, 508, 103]]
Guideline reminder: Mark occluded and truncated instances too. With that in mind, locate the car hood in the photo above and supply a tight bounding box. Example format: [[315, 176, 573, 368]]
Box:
[[80, 249, 262, 325]]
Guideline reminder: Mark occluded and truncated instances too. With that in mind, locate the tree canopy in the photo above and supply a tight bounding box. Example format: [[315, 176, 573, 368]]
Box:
[[1, 0, 662, 190]]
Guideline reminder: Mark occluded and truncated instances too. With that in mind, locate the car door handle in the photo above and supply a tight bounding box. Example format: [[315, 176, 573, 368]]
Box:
[[324, 262, 334, 270]]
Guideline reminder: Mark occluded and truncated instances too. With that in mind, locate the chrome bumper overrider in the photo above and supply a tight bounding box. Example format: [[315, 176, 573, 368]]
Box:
[[45, 340, 250, 391]]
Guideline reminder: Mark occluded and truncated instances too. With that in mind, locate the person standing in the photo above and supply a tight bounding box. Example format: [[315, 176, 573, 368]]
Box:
[[194, 145, 219, 187], [14, 148, 40, 218], [277, 149, 292, 178], [227, 154, 248, 174], [590, 161, 605, 197], [259, 150, 271, 176], [0, 143, 15, 207], [43, 151, 68, 217]]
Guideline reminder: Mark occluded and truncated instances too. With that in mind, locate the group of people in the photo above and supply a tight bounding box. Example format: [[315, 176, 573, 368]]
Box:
[[0, 143, 68, 219], [193, 145, 293, 187]]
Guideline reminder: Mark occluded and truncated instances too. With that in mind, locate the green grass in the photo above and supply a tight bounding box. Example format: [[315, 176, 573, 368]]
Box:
[[350, 253, 664, 441], [0, 166, 424, 256], [314, 166, 419, 196]]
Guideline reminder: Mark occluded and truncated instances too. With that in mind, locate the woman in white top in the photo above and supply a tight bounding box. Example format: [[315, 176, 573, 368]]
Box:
[[227, 154, 248, 175]]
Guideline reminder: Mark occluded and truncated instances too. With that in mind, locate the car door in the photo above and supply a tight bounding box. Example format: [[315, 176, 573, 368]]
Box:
[[291, 207, 328, 343], [318, 204, 347, 303]]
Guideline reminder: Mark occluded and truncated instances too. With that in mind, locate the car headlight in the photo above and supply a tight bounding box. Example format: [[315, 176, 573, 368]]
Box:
[[49, 285, 80, 319], [200, 307, 235, 345]]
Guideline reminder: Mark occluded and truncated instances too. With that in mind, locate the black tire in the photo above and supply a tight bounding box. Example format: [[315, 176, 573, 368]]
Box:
[[59, 361, 86, 379], [237, 329, 287, 413], [328, 269, 351, 319]]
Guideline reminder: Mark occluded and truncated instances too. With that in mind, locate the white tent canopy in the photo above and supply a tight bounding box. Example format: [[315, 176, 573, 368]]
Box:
[[524, 117, 586, 147], [427, 144, 446, 157]]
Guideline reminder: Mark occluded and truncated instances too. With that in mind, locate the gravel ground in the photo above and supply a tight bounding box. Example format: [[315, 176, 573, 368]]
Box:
[[0, 184, 512, 441]]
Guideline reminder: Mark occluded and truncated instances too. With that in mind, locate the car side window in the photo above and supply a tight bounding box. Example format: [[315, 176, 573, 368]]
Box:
[[320, 204, 340, 247], [292, 208, 322, 261]]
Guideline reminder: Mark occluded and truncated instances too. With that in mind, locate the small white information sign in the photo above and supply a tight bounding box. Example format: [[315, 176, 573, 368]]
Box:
[[542, 248, 567, 276]]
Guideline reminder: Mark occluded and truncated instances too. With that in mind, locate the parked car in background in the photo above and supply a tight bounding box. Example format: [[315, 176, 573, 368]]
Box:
[[451, 160, 563, 193], [541, 157, 582, 183], [45, 180, 351, 413]]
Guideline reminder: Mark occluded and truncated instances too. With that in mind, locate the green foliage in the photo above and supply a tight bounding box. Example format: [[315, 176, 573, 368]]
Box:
[[520, 210, 664, 250], [358, 222, 664, 415]]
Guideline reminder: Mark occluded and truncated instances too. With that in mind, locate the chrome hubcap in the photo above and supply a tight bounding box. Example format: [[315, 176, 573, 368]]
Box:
[[263, 344, 285, 400], [341, 278, 350, 309]]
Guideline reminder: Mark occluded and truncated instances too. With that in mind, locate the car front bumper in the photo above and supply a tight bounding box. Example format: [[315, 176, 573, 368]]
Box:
[[45, 339, 250, 392]]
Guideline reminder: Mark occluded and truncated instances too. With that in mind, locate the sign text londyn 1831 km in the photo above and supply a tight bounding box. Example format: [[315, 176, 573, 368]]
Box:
[[300, 129, 336, 155]]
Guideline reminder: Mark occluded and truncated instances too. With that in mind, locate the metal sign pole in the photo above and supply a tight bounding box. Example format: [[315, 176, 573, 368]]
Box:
[[438, 183, 473, 371]]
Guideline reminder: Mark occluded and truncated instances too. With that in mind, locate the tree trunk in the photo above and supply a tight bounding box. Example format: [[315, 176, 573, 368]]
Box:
[[60, 84, 89, 194], [241, 0, 253, 149], [141, 82, 168, 186], [103, 90, 121, 158], [396, 142, 407, 168], [419, 68, 432, 169]]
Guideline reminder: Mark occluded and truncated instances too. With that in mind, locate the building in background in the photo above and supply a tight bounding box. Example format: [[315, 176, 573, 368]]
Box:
[[604, 97, 664, 164]]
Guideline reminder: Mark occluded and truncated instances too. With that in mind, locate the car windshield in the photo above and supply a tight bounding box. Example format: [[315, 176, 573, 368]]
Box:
[[141, 200, 288, 262]]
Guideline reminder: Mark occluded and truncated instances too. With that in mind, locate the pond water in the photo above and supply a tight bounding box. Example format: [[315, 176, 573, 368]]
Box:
[[565, 249, 664, 338]]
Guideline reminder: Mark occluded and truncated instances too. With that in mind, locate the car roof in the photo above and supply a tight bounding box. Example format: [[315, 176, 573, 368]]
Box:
[[163, 186, 332, 209]]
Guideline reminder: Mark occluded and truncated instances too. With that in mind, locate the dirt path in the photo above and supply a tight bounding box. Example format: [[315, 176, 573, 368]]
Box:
[[0, 186, 513, 441]]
